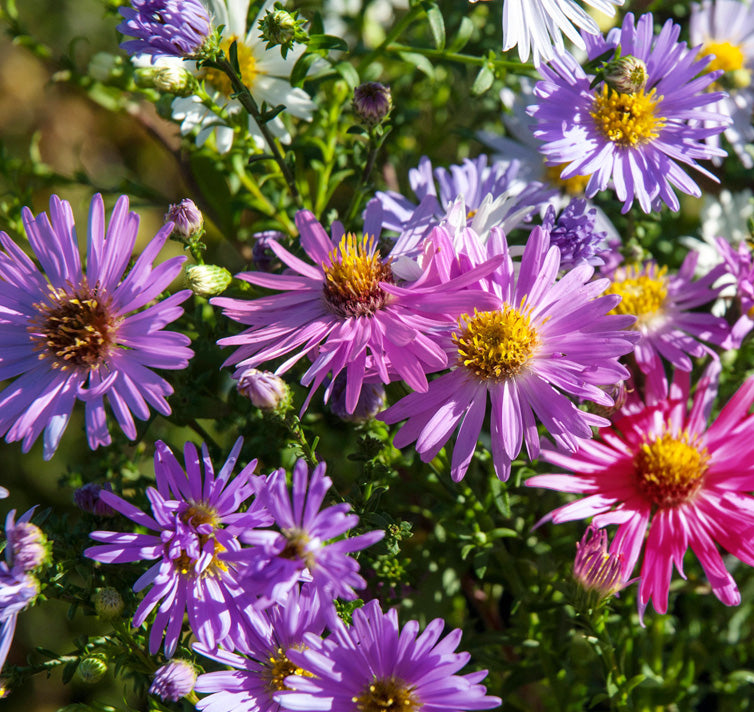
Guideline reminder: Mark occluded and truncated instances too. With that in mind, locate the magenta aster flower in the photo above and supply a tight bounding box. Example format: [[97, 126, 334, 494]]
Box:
[[277, 598, 501, 711], [602, 253, 729, 375], [573, 525, 626, 599], [234, 459, 383, 606], [0, 193, 192, 459], [530, 13, 730, 213], [212, 208, 500, 415], [528, 363, 754, 614], [194, 585, 327, 712], [380, 225, 638, 482], [85, 438, 271, 656]]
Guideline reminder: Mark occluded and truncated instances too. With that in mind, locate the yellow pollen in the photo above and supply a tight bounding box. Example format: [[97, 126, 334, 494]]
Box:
[[264, 647, 312, 692], [591, 84, 665, 147], [203, 36, 258, 97], [604, 265, 668, 327], [700, 40, 745, 74], [634, 431, 709, 508], [353, 676, 421, 712], [544, 163, 591, 195], [181, 501, 220, 529], [322, 233, 394, 319], [466, 209, 478, 220], [454, 304, 540, 382], [173, 538, 227, 578]]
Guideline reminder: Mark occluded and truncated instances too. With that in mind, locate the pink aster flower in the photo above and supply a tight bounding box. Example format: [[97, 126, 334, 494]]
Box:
[[380, 225, 638, 482], [0, 194, 193, 458], [528, 362, 754, 614], [211, 207, 500, 414], [602, 253, 729, 376]]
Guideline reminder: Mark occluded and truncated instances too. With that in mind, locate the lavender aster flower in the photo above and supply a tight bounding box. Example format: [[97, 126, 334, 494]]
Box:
[[541, 199, 608, 269], [0, 564, 38, 675], [715, 236, 754, 347], [236, 459, 383, 606], [278, 598, 501, 711], [165, 198, 204, 240], [74, 482, 117, 517], [85, 438, 272, 656], [150, 659, 197, 701], [530, 13, 730, 213], [236, 368, 291, 412], [118, 0, 212, 61], [381, 225, 638, 482], [5, 510, 46, 572], [0, 194, 193, 459]]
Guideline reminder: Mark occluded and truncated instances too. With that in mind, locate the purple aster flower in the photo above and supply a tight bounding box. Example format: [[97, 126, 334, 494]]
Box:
[[376, 155, 554, 266], [150, 659, 197, 701], [235, 459, 383, 606], [194, 584, 327, 712], [602, 254, 729, 376], [380, 225, 638, 482], [5, 509, 46, 572], [353, 82, 392, 127], [328, 372, 385, 422], [165, 198, 204, 240], [252, 231, 285, 273], [277, 598, 502, 711], [530, 13, 730, 213], [0, 564, 39, 675], [715, 236, 754, 348], [85, 438, 272, 656], [118, 0, 213, 61], [541, 199, 609, 269], [236, 368, 291, 412], [74, 482, 117, 517], [0, 193, 193, 459], [211, 207, 501, 415]]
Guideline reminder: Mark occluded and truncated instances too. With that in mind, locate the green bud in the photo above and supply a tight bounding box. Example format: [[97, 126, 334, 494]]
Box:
[[604, 55, 649, 95], [258, 3, 309, 58], [76, 656, 108, 685], [185, 264, 233, 297], [92, 587, 124, 620], [153, 66, 196, 96]]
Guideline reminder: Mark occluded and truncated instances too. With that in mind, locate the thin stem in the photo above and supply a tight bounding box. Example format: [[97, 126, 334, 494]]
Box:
[[387, 42, 535, 73], [279, 413, 319, 468], [355, 3, 424, 75]]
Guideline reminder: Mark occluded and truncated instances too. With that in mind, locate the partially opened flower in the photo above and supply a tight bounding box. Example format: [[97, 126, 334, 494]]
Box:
[[381, 225, 638, 482], [0, 194, 192, 459], [150, 659, 197, 702], [530, 13, 730, 213], [0, 567, 38, 675], [85, 438, 271, 656], [278, 598, 502, 711], [528, 363, 754, 614]]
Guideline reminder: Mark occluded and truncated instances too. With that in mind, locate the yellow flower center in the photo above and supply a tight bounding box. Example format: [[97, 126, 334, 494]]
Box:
[[634, 431, 709, 508], [181, 501, 220, 529], [700, 40, 745, 74], [322, 234, 394, 319], [30, 284, 120, 370], [544, 163, 591, 195], [264, 647, 312, 692], [353, 676, 422, 712], [454, 305, 540, 382], [203, 36, 258, 97], [279, 527, 316, 570], [604, 265, 668, 327], [173, 539, 228, 577], [591, 84, 665, 147]]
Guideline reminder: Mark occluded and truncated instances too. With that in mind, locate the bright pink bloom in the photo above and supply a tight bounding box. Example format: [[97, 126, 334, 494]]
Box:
[[528, 362, 754, 614]]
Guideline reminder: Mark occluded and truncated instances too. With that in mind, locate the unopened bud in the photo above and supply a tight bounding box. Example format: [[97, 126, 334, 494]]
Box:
[[165, 198, 204, 240], [93, 587, 125, 620], [573, 525, 625, 599], [353, 82, 392, 128], [604, 55, 648, 94], [236, 368, 291, 412], [185, 264, 232, 296], [258, 5, 308, 58], [150, 660, 197, 701], [74, 482, 117, 517], [76, 656, 108, 685], [9, 522, 47, 572], [152, 65, 195, 96]]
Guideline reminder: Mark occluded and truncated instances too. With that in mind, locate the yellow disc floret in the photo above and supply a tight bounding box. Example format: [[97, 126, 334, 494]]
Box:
[[591, 84, 665, 147], [203, 36, 258, 96], [700, 41, 745, 74], [353, 676, 422, 712], [634, 431, 709, 508], [544, 163, 591, 195], [322, 234, 393, 318], [604, 265, 668, 328], [454, 305, 540, 382], [264, 647, 312, 692]]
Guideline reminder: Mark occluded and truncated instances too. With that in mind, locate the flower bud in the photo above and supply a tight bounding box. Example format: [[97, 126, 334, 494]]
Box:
[[185, 264, 232, 297], [93, 587, 125, 620], [257, 5, 308, 58], [329, 373, 385, 422], [236, 368, 291, 412], [573, 525, 625, 599], [74, 482, 117, 517], [76, 656, 108, 685], [152, 65, 196, 96], [9, 522, 47, 572], [165, 199, 204, 241], [604, 55, 648, 95], [353, 82, 392, 128], [150, 660, 197, 701]]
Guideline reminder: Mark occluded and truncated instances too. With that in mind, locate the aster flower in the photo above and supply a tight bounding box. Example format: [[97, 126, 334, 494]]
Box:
[[690, 0, 754, 168], [74, 482, 117, 517], [602, 254, 729, 375], [85, 438, 271, 656], [234, 459, 383, 606], [530, 13, 730, 213], [212, 208, 501, 415], [541, 199, 609, 269], [0, 193, 192, 459], [150, 659, 197, 702], [380, 225, 638, 482], [118, 0, 213, 61], [528, 362, 754, 614], [277, 598, 501, 711], [573, 525, 626, 599], [5, 509, 46, 572], [714, 236, 754, 347], [194, 585, 327, 712]]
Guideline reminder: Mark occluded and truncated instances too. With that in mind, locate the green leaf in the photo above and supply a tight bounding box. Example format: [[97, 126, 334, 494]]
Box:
[[259, 104, 286, 123], [425, 3, 445, 49], [307, 33, 349, 53], [471, 65, 494, 95], [332, 60, 360, 89], [290, 52, 318, 87], [398, 51, 435, 79], [449, 16, 474, 52], [229, 40, 240, 75]]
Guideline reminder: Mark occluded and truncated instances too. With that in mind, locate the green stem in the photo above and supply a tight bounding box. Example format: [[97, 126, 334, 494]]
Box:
[[386, 42, 534, 72], [343, 128, 383, 228], [279, 413, 319, 468], [314, 81, 350, 216], [355, 4, 424, 75]]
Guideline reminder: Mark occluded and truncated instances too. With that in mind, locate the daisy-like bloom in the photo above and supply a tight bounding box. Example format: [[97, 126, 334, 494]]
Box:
[[380, 225, 638, 482], [212, 208, 501, 415], [715, 236, 754, 347], [541, 199, 609, 269], [118, 0, 212, 61], [530, 13, 730, 214], [602, 253, 729, 375], [0, 194, 192, 459], [85, 438, 271, 656], [278, 598, 502, 711], [690, 0, 754, 168], [528, 362, 754, 614], [194, 584, 327, 712], [168, 0, 315, 153], [235, 459, 383, 606], [150, 659, 197, 702]]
